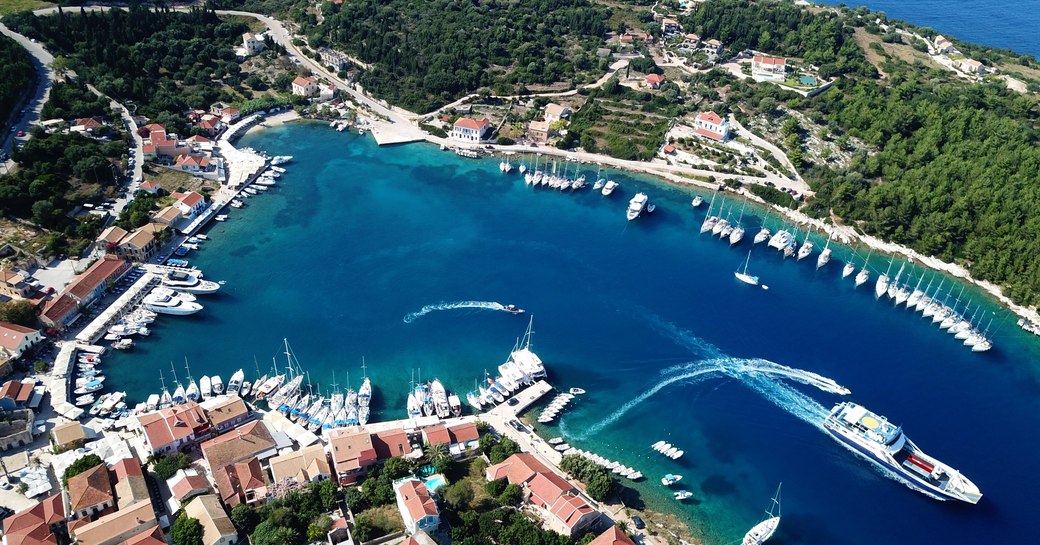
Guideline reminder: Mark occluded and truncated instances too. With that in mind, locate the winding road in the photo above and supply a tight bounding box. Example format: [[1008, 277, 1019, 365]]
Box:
[[0, 21, 54, 170]]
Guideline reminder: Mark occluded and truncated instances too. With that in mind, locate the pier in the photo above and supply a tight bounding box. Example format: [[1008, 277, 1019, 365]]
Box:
[[74, 273, 159, 344]]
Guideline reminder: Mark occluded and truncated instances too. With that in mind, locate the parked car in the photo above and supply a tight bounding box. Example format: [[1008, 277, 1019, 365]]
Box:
[[631, 516, 645, 529]]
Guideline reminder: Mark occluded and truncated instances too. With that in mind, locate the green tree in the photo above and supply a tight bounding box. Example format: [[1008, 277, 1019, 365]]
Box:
[[62, 454, 103, 486], [0, 301, 39, 328], [33, 360, 48, 373], [171, 516, 203, 545], [381, 457, 412, 479], [442, 480, 473, 510], [307, 515, 333, 541], [231, 504, 260, 534], [252, 521, 296, 545], [497, 483, 523, 506]]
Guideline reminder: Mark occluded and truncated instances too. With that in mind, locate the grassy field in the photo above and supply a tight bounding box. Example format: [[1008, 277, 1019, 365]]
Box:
[[0, 1, 54, 17]]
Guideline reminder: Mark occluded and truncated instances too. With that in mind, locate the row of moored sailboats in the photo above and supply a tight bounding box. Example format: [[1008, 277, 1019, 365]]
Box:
[[462, 317, 547, 411], [504, 154, 620, 196]]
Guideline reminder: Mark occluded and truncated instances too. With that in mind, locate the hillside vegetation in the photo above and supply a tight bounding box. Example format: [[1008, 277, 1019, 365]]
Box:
[[0, 35, 34, 128]]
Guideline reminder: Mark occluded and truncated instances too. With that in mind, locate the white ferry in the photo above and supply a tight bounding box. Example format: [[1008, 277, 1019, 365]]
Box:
[[823, 402, 982, 504]]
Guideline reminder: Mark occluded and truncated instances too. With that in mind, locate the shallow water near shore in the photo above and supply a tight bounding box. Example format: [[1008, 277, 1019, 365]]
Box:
[[107, 122, 1040, 544]]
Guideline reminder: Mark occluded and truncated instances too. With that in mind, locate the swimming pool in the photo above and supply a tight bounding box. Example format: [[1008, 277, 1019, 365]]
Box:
[[425, 474, 448, 492]]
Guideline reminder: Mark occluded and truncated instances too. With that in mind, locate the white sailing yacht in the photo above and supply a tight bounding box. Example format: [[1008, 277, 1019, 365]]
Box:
[[796, 228, 814, 260], [742, 484, 781, 545], [754, 227, 770, 244], [729, 202, 746, 245], [887, 263, 906, 300], [855, 249, 873, 287], [700, 193, 719, 234], [734, 250, 760, 286], [816, 232, 832, 269], [875, 258, 893, 298]]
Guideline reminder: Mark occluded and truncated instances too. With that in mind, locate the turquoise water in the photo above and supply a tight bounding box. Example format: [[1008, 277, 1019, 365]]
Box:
[[106, 122, 1040, 544]]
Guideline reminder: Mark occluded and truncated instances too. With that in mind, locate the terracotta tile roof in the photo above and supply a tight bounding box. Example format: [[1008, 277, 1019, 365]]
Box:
[[696, 111, 724, 125], [588, 526, 637, 545], [74, 118, 103, 129], [549, 492, 596, 529], [453, 117, 490, 130], [447, 422, 479, 444], [153, 206, 182, 224], [0, 322, 37, 351], [0, 380, 32, 402], [422, 424, 450, 446], [397, 479, 438, 524], [486, 453, 552, 484], [169, 471, 211, 503], [203, 396, 249, 428], [269, 443, 330, 482], [213, 458, 266, 507], [175, 155, 210, 168], [663, 144, 676, 154], [142, 143, 156, 154], [67, 463, 113, 513], [111, 459, 150, 509], [694, 127, 726, 141], [41, 294, 78, 325], [122, 525, 167, 545], [140, 181, 160, 190], [137, 402, 208, 452], [66, 255, 128, 301], [372, 427, 411, 459], [51, 421, 88, 447], [97, 226, 128, 245], [187, 135, 211, 143], [292, 76, 317, 87], [184, 495, 238, 545], [753, 55, 786, 66], [526, 471, 573, 507], [646, 73, 666, 85], [201, 420, 276, 470], [329, 428, 377, 471], [2, 494, 65, 545], [172, 191, 205, 208]]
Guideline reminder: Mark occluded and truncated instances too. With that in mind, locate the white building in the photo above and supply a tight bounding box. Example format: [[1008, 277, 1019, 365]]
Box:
[[451, 117, 491, 142], [394, 478, 440, 534], [751, 55, 787, 81], [242, 33, 265, 56], [693, 111, 731, 142]]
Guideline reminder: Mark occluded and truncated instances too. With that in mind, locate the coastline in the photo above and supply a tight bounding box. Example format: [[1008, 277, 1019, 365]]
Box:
[[243, 109, 302, 136]]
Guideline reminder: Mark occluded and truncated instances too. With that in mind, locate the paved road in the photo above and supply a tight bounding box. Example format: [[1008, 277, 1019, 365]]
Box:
[[85, 83, 143, 184], [0, 22, 55, 171]]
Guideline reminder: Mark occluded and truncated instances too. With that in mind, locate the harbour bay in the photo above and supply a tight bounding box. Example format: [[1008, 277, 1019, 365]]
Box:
[[104, 122, 1040, 544]]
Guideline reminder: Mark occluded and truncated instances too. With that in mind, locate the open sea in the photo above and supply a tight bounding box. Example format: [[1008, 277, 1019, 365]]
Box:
[[816, 0, 1040, 57], [104, 122, 1040, 544]]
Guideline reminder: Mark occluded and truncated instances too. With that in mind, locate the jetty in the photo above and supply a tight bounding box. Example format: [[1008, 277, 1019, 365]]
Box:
[[74, 273, 159, 344]]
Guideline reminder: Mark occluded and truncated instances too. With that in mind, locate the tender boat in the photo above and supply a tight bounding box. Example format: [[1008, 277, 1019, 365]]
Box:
[[503, 304, 525, 315], [569, 387, 586, 395], [823, 402, 982, 503], [661, 474, 683, 486], [691, 195, 704, 207], [601, 180, 618, 196], [674, 491, 693, 500]]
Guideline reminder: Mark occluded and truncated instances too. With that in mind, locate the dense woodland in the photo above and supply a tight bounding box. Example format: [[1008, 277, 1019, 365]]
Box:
[[6, 6, 248, 132], [0, 35, 34, 129], [315, 0, 611, 112], [685, 0, 1040, 304]]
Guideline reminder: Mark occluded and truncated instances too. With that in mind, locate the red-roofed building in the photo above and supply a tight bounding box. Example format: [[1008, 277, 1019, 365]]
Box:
[[421, 424, 450, 447], [139, 180, 161, 195], [196, 116, 223, 136], [588, 525, 637, 545], [0, 380, 35, 409], [394, 478, 440, 534], [135, 402, 209, 455], [693, 111, 731, 142], [662, 144, 676, 155], [661, 18, 681, 34], [174, 154, 211, 173], [329, 428, 378, 485], [213, 458, 268, 508], [372, 427, 412, 460], [0, 322, 43, 359], [547, 492, 599, 537], [219, 107, 240, 123], [168, 469, 211, 507], [66, 463, 113, 519], [72, 118, 103, 133], [645, 73, 666, 89], [292, 76, 319, 97], [39, 294, 79, 330], [526, 471, 573, 508], [122, 525, 167, 545], [141, 142, 157, 159], [451, 117, 490, 142], [751, 55, 787, 81], [485, 453, 553, 484], [64, 255, 130, 306], [1, 494, 66, 545], [170, 191, 207, 219], [447, 422, 479, 445]]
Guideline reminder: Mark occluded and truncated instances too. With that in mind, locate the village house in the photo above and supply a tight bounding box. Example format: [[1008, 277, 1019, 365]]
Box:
[[213, 457, 268, 508], [135, 401, 210, 456], [485, 453, 600, 537], [544, 103, 572, 124], [110, 458, 150, 509], [679, 33, 701, 52], [318, 48, 352, 71], [527, 120, 549, 144], [421, 422, 479, 456], [328, 427, 378, 485], [703, 38, 723, 55], [69, 499, 157, 545], [139, 180, 161, 194], [174, 154, 212, 175], [934, 35, 955, 54], [200, 420, 278, 471], [151, 206, 184, 227], [66, 463, 114, 520], [51, 421, 92, 452], [292, 76, 320, 97], [39, 255, 131, 329], [71, 118, 103, 134], [451, 117, 491, 142], [372, 427, 414, 459], [693, 111, 731, 142], [201, 395, 252, 433], [645, 73, 666, 89], [957, 58, 987, 74], [661, 18, 681, 34], [115, 224, 166, 262], [141, 124, 187, 158], [195, 115, 223, 136], [587, 525, 637, 545], [751, 55, 787, 81], [0, 322, 43, 359], [269, 443, 332, 485], [171, 191, 207, 219], [394, 478, 440, 534], [242, 32, 265, 56], [0, 408, 34, 450], [0, 380, 36, 410], [183, 495, 238, 545], [1, 494, 66, 545], [39, 294, 79, 331], [167, 468, 212, 511], [0, 269, 33, 300]]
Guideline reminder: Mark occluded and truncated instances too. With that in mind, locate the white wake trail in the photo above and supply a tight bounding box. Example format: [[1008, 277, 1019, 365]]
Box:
[[403, 301, 507, 323]]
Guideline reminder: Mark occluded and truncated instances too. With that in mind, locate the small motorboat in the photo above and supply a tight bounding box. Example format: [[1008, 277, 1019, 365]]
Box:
[[503, 304, 525, 315], [548, 438, 565, 445], [691, 195, 704, 207], [674, 491, 693, 501], [661, 474, 683, 486], [647, 203, 656, 213], [569, 387, 586, 395]]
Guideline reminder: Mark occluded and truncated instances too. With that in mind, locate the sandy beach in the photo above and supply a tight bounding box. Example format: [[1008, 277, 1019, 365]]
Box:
[[244, 109, 302, 136]]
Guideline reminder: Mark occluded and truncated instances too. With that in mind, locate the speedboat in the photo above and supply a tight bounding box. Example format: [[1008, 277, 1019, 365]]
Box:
[[227, 369, 244, 396], [240, 380, 253, 398], [212, 375, 224, 395], [627, 193, 648, 221], [661, 474, 683, 486], [569, 387, 586, 395], [691, 195, 704, 207], [674, 491, 693, 501], [199, 376, 212, 400], [503, 304, 525, 315], [602, 180, 618, 196]]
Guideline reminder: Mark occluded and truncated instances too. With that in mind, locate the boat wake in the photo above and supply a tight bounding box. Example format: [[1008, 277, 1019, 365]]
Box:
[[403, 301, 508, 323]]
